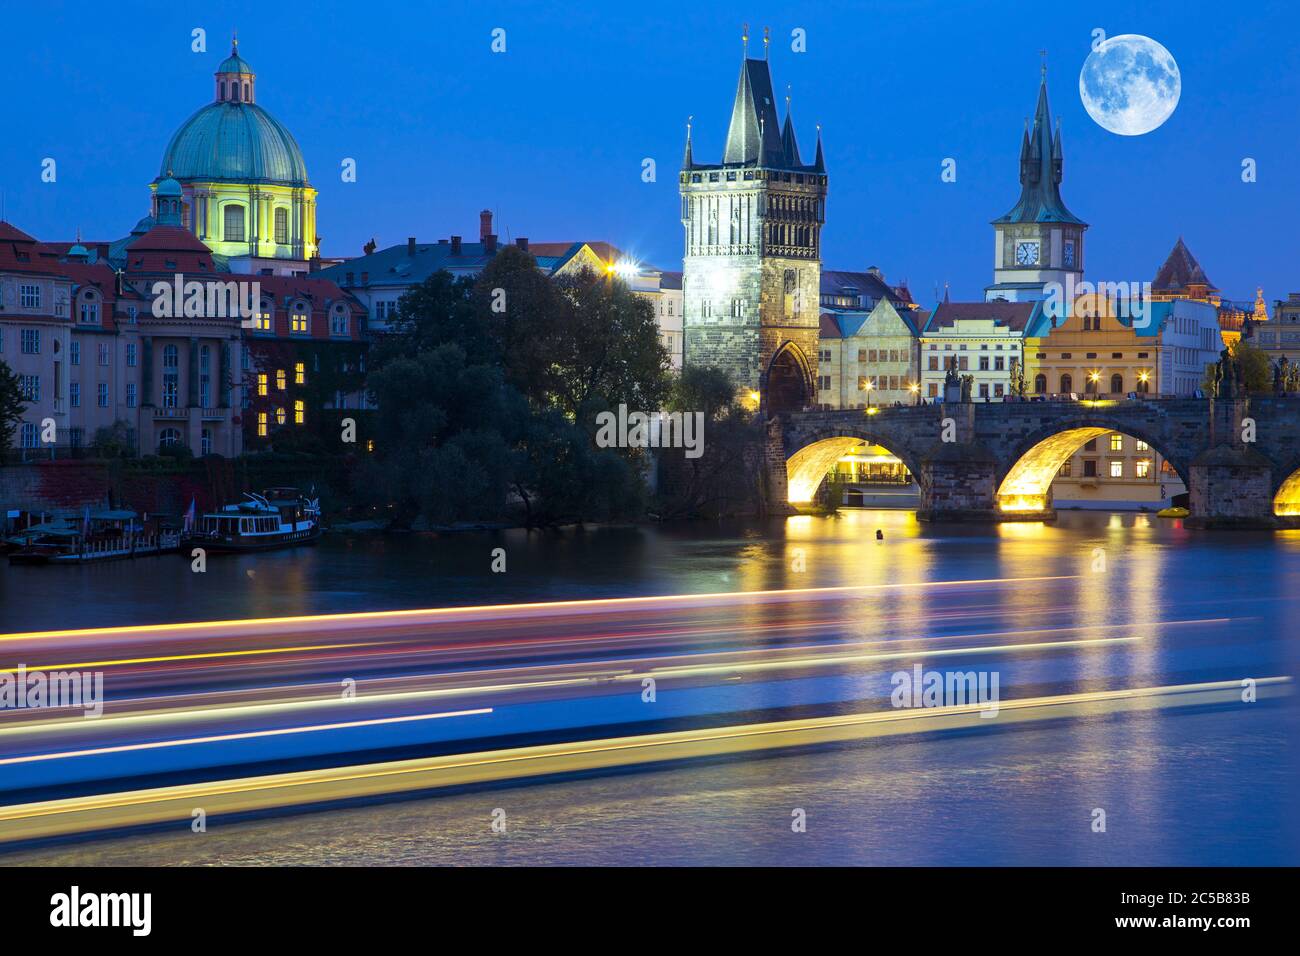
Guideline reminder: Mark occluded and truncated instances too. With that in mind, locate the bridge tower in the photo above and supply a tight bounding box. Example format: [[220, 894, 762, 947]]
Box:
[[986, 61, 1088, 303], [679, 26, 827, 414]]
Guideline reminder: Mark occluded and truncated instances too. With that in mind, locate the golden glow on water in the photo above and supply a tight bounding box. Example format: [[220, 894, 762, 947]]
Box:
[[786, 437, 864, 502]]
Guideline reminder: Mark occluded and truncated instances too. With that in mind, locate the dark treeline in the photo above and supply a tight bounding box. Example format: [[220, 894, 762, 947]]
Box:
[[358, 246, 758, 528]]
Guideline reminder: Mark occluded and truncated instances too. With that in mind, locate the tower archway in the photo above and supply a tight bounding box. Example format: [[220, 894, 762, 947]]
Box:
[[765, 341, 814, 416]]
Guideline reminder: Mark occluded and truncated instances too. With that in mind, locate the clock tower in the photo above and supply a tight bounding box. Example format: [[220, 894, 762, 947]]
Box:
[[986, 63, 1087, 302]]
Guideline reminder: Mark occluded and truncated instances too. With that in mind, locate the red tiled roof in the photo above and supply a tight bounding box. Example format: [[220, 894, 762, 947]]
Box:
[[926, 300, 1036, 332], [818, 313, 842, 338]]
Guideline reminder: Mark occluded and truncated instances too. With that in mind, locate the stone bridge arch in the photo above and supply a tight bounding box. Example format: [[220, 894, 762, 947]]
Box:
[[778, 412, 930, 506], [993, 416, 1191, 515]]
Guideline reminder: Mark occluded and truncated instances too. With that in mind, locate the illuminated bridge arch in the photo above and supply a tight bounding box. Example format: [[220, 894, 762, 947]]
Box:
[[995, 420, 1189, 514], [1271, 456, 1300, 517], [786, 432, 923, 504]]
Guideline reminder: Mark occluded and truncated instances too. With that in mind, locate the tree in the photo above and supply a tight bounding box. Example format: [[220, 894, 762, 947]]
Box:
[[0, 360, 27, 452], [547, 268, 670, 425], [360, 342, 523, 526], [373, 271, 486, 368], [472, 246, 565, 402], [1230, 339, 1272, 394], [90, 419, 135, 458]]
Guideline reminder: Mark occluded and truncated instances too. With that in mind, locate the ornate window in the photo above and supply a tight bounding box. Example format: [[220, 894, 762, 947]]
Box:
[[224, 205, 246, 242], [274, 208, 289, 244]]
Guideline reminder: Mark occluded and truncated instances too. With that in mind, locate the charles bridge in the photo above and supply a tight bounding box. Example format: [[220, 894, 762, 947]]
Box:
[[766, 397, 1300, 527]]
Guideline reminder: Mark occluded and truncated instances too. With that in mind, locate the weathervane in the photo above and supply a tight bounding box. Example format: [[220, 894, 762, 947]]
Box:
[[742, 23, 749, 55]]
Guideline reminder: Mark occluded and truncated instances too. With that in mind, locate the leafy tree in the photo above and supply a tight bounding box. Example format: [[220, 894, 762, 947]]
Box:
[[1231, 339, 1272, 394], [0, 360, 27, 451], [360, 342, 525, 526], [547, 267, 670, 424], [374, 271, 486, 367], [90, 419, 135, 458], [654, 366, 764, 519], [511, 410, 643, 527], [472, 246, 564, 402]]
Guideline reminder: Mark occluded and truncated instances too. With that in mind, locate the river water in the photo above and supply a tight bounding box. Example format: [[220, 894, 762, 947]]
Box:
[[2, 510, 1298, 865]]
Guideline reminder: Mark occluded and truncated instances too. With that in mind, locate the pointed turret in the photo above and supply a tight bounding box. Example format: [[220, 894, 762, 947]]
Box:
[[994, 64, 1082, 225], [722, 42, 785, 166], [780, 89, 802, 166], [813, 125, 825, 172], [682, 116, 694, 170]]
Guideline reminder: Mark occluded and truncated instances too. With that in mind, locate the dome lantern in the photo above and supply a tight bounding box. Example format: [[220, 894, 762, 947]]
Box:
[[215, 32, 255, 104]]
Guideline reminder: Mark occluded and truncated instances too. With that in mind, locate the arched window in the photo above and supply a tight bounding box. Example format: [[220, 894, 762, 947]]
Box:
[[231, 82, 240, 102], [1060, 373, 1073, 395], [1034, 373, 1047, 394], [274, 208, 289, 244], [224, 205, 245, 242], [1085, 375, 1099, 394], [158, 428, 183, 450], [291, 303, 309, 333], [1111, 373, 1124, 394], [201, 429, 213, 456]]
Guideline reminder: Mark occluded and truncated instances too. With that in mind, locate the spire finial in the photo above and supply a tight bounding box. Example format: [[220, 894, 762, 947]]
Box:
[[1039, 49, 1047, 78], [763, 26, 770, 59], [742, 23, 749, 56], [233, 30, 239, 55]]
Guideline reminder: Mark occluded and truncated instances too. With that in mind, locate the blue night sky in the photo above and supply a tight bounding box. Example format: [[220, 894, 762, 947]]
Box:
[[4, 0, 1296, 307]]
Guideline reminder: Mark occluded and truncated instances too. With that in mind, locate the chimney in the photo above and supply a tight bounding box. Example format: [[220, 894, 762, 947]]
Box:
[[484, 234, 497, 254], [479, 210, 493, 242], [515, 237, 529, 252], [407, 237, 416, 256], [450, 235, 462, 256]]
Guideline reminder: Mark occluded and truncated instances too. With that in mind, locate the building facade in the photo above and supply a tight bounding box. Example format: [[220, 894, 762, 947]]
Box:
[[920, 300, 1037, 401], [680, 37, 826, 412], [817, 298, 921, 408]]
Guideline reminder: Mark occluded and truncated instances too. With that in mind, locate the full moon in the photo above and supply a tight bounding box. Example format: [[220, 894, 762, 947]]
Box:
[[1079, 34, 1180, 136]]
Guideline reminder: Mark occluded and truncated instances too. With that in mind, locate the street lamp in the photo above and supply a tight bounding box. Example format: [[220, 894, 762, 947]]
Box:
[[864, 379, 875, 409], [909, 381, 920, 405]]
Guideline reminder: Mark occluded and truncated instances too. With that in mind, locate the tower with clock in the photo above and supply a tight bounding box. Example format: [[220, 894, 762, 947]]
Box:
[[985, 62, 1087, 303]]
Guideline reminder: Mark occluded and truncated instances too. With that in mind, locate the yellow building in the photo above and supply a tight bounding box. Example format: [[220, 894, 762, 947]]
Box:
[[153, 38, 318, 275], [1023, 300, 1156, 398]]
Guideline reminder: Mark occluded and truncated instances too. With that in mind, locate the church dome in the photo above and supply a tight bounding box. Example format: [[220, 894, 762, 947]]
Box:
[[156, 39, 309, 188]]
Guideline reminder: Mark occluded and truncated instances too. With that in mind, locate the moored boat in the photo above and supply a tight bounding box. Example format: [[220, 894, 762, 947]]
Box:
[[184, 489, 321, 553]]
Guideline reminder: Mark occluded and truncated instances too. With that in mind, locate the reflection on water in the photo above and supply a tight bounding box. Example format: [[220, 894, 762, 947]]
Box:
[[2, 510, 1297, 865]]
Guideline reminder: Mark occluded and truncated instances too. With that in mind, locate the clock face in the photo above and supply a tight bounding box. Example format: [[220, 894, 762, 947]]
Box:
[[1015, 241, 1040, 266]]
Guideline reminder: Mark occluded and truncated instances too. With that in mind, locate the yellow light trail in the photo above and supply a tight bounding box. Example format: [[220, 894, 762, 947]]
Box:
[[0, 574, 1080, 643], [0, 678, 1287, 845]]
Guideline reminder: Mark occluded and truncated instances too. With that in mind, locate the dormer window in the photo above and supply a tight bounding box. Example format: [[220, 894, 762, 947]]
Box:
[[291, 304, 309, 333], [78, 292, 99, 324]]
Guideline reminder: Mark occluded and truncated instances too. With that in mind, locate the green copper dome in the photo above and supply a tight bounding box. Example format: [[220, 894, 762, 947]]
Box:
[[218, 51, 254, 74], [157, 100, 310, 187]]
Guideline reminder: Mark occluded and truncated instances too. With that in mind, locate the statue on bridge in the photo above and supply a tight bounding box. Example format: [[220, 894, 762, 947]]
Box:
[[943, 358, 963, 403], [1217, 347, 1241, 400], [960, 374, 974, 403]]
